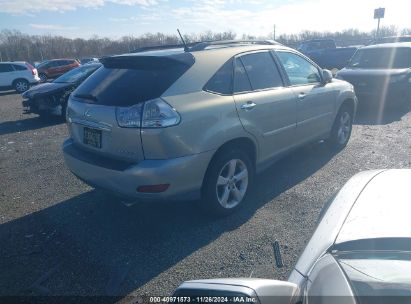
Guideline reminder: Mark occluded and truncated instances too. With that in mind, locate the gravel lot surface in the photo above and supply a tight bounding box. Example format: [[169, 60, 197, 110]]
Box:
[[1, 90, 410, 301]]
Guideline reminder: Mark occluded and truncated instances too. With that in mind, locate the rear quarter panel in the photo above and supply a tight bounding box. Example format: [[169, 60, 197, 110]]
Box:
[[142, 91, 255, 159]]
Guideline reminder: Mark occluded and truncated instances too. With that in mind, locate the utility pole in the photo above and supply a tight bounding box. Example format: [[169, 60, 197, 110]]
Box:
[[374, 7, 385, 39], [273, 24, 276, 40]]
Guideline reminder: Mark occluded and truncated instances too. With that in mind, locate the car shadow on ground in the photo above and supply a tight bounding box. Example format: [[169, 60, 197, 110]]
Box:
[[0, 142, 337, 300], [0, 116, 63, 136]]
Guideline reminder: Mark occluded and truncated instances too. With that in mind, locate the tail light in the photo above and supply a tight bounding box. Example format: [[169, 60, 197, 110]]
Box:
[[25, 63, 37, 75], [116, 98, 180, 129]]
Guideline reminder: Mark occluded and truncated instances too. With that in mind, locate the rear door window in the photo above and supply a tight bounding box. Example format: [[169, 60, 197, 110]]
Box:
[[233, 58, 252, 93], [73, 55, 193, 106], [0, 64, 14, 73], [12, 64, 27, 71], [239, 51, 284, 90]]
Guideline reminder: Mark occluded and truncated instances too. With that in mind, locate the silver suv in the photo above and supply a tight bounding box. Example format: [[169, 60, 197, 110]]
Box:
[[63, 40, 357, 215]]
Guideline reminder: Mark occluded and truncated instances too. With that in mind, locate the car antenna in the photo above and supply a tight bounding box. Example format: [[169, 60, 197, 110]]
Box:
[[177, 29, 189, 52]]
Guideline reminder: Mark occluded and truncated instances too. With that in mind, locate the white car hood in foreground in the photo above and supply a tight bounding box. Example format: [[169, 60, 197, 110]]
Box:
[[335, 169, 411, 244], [292, 169, 410, 277]]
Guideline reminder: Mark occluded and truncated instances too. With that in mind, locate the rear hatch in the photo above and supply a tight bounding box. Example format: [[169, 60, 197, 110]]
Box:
[[66, 52, 194, 162]]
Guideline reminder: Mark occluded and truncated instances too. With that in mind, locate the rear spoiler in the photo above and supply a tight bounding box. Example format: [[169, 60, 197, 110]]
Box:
[[100, 53, 195, 69]]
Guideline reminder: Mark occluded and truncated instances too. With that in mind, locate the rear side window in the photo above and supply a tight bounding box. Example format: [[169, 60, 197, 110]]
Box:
[[204, 58, 233, 95], [12, 64, 27, 71], [239, 52, 284, 90], [0, 64, 14, 73], [74, 56, 193, 106]]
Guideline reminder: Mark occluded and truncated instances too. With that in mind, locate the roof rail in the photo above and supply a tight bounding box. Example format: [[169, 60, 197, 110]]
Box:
[[131, 40, 282, 53], [188, 39, 282, 51], [131, 42, 201, 53]]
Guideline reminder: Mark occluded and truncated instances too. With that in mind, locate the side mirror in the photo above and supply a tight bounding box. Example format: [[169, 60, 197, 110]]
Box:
[[174, 278, 299, 304], [322, 69, 333, 84]]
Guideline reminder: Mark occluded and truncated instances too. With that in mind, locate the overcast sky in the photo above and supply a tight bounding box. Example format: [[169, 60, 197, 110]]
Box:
[[0, 0, 409, 39]]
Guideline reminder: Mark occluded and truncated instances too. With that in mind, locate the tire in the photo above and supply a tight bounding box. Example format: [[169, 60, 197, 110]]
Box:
[[13, 79, 29, 93], [328, 104, 353, 150], [202, 149, 254, 216], [39, 73, 47, 82]]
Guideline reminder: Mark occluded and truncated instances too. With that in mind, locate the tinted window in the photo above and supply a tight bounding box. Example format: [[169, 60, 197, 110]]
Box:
[[74, 57, 192, 106], [0, 64, 14, 73], [277, 51, 321, 85], [204, 58, 233, 95], [54, 65, 100, 83], [38, 61, 50, 68], [12, 64, 27, 71], [46, 61, 58, 68], [240, 52, 283, 90], [349, 48, 411, 69], [233, 58, 252, 93]]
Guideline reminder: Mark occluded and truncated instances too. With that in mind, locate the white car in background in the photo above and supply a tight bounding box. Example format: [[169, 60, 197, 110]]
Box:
[[0, 61, 40, 93]]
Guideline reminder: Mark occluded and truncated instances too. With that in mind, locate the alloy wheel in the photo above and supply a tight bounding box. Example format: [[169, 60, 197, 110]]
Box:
[[337, 111, 351, 145], [215, 159, 248, 209], [15, 81, 28, 92]]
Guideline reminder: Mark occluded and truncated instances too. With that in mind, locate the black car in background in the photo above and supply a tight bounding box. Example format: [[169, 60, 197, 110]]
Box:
[[336, 43, 411, 109], [309, 47, 358, 72], [22, 63, 101, 118], [297, 39, 359, 73]]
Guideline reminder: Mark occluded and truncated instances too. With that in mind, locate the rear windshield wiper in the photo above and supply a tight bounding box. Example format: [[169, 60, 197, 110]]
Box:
[[74, 93, 98, 102]]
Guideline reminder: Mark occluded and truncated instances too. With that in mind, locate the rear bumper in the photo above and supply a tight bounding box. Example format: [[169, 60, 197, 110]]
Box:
[[31, 76, 40, 84], [62, 139, 214, 202], [22, 95, 62, 115]]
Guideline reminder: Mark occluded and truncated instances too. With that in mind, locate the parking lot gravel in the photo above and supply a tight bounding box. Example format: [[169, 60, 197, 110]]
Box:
[[1, 90, 411, 300]]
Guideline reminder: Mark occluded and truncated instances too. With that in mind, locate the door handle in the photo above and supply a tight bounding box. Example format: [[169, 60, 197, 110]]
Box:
[[241, 101, 257, 110], [298, 93, 306, 100]]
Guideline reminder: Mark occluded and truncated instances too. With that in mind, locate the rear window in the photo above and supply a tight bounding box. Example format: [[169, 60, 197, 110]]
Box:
[[73, 55, 193, 106], [349, 47, 411, 69], [12, 64, 27, 71]]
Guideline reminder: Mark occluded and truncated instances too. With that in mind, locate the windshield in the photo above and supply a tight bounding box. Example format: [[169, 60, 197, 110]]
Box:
[[53, 64, 100, 83], [336, 251, 411, 298], [349, 48, 411, 69]]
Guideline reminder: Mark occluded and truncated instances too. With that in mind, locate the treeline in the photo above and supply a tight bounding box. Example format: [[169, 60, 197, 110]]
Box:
[[0, 30, 236, 63], [0, 26, 410, 63]]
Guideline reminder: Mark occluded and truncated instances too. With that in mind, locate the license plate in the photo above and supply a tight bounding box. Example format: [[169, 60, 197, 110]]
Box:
[[83, 127, 102, 148]]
